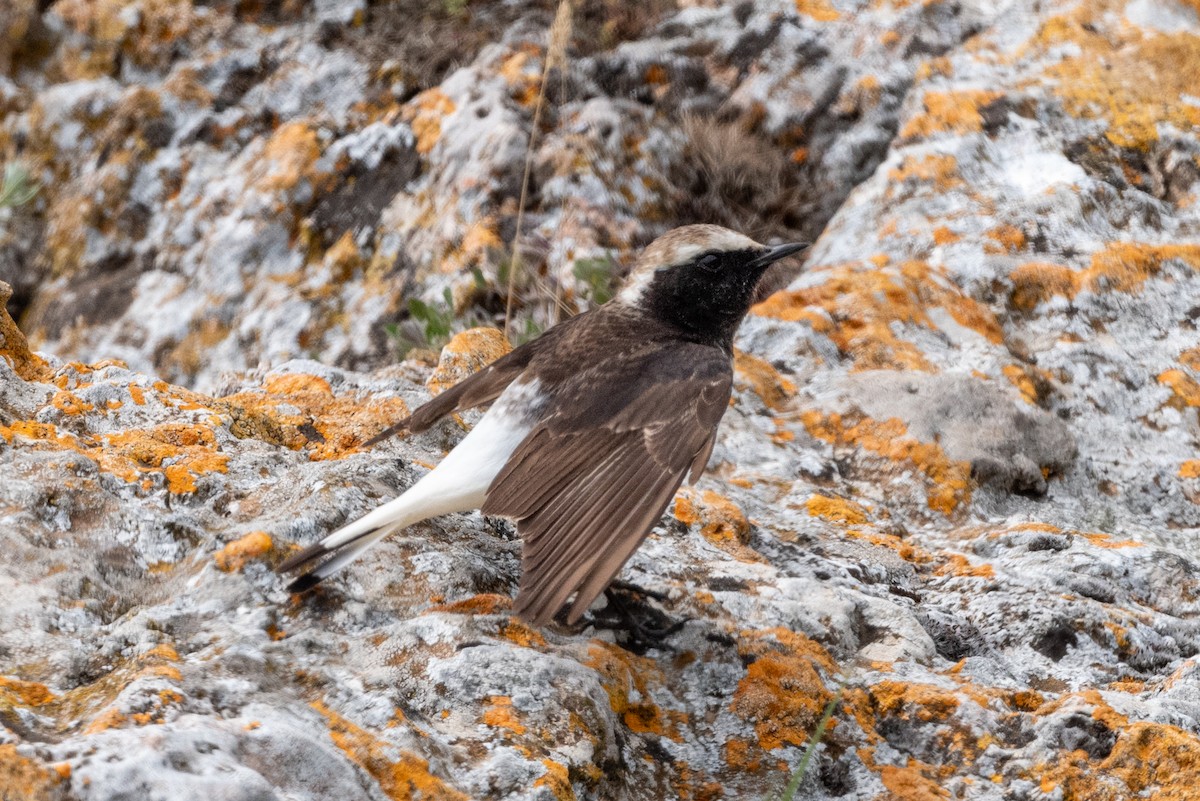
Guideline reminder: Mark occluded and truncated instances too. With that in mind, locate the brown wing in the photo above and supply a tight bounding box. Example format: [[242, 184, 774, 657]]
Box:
[[482, 344, 732, 625], [361, 317, 585, 447]]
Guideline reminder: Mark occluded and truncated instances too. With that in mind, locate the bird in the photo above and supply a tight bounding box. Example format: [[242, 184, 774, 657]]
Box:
[[277, 225, 807, 626]]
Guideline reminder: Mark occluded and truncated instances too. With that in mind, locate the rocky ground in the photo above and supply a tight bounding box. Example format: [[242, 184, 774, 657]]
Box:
[[2, 0, 1200, 799]]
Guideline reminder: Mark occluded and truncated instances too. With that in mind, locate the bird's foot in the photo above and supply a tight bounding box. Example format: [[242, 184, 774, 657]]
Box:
[[589, 584, 688, 655]]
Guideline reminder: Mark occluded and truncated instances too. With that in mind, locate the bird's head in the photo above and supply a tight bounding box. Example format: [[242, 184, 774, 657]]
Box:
[[615, 224, 807, 348]]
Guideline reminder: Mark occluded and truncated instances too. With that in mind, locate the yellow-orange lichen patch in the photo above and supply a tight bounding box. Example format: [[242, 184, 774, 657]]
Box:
[[427, 327, 512, 395], [1180, 346, 1200, 373], [100, 424, 230, 493], [0, 676, 56, 709], [219, 373, 409, 460], [899, 89, 1002, 140], [0, 744, 65, 801], [408, 88, 456, 155], [887, 153, 962, 190], [801, 411, 972, 514], [753, 259, 1001, 372], [481, 696, 526, 736], [794, 0, 839, 21], [984, 224, 1026, 254], [1181, 461, 1200, 479], [731, 628, 836, 752], [733, 350, 796, 411], [500, 618, 547, 649], [878, 761, 952, 800], [255, 122, 324, 193], [1032, 14, 1200, 150], [931, 226, 960, 246], [0, 282, 51, 382], [436, 218, 504, 276], [1100, 722, 1200, 798], [934, 553, 994, 578], [805, 494, 869, 525], [1159, 369, 1200, 409], [869, 680, 961, 723], [1001, 365, 1039, 404], [314, 700, 469, 801], [1080, 243, 1200, 295], [1008, 262, 1076, 311], [535, 759, 575, 801], [585, 641, 684, 741], [1079, 532, 1142, 549], [673, 488, 754, 556], [429, 593, 513, 616], [0, 418, 228, 494], [215, 531, 273, 572]]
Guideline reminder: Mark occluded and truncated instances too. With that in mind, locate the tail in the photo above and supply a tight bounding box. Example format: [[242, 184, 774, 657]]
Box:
[[277, 492, 434, 592]]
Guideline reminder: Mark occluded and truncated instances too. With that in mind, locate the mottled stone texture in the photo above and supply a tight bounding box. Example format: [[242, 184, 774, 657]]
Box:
[[1, 0, 1200, 799]]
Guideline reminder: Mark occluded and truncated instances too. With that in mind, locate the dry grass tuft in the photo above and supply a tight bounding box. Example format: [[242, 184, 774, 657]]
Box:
[[505, 0, 574, 339], [669, 113, 813, 297]]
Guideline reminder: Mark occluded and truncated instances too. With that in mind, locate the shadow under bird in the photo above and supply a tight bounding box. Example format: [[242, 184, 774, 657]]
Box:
[[278, 224, 807, 626]]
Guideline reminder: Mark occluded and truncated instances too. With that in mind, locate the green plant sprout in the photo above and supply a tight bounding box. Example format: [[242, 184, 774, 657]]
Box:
[[764, 678, 846, 801], [0, 163, 38, 209]]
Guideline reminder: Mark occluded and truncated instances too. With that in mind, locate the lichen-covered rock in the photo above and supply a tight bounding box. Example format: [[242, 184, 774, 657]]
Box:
[[2, 0, 1200, 799]]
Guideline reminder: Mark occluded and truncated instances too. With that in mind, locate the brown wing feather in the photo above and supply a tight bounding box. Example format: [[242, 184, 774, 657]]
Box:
[[483, 345, 732, 626], [361, 319, 583, 447]]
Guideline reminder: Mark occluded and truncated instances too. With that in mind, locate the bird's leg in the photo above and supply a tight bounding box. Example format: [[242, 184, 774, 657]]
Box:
[[589, 584, 689, 654]]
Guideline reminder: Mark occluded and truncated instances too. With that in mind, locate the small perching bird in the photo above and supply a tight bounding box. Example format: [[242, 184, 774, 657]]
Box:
[[278, 225, 807, 625]]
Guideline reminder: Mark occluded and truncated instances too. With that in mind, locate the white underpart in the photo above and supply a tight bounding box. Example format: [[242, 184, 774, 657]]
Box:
[[309, 379, 544, 580], [616, 229, 760, 304]]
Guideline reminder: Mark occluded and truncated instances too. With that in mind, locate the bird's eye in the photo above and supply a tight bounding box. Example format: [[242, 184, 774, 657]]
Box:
[[697, 253, 720, 273]]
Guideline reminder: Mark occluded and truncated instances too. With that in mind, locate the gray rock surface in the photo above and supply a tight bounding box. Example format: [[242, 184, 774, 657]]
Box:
[[2, 0, 1200, 799]]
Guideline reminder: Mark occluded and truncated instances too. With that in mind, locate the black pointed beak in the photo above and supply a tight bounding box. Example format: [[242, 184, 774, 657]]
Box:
[[748, 242, 809, 270]]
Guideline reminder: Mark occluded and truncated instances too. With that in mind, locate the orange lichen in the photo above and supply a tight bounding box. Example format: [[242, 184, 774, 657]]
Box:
[[481, 696, 526, 736], [1080, 243, 1200, 295], [801, 411, 973, 514], [1033, 15, 1200, 150], [1002, 365, 1039, 404], [427, 328, 512, 395], [733, 350, 796, 410], [931, 226, 960, 246], [805, 494, 869, 525], [219, 372, 409, 460], [1159, 369, 1200, 409], [731, 628, 836, 752], [887, 153, 962, 189], [984, 224, 1026, 254], [0, 744, 65, 801], [215, 531, 274, 572], [429, 593, 513, 615], [1180, 347, 1200, 373], [535, 760, 575, 801], [753, 259, 1001, 372], [793, 0, 840, 21], [1181, 460, 1200, 479], [585, 641, 683, 741], [869, 680, 961, 723], [673, 488, 752, 548], [0, 282, 51, 382], [1079, 532, 1142, 549], [1009, 262, 1076, 310], [878, 762, 952, 800], [899, 90, 1002, 140], [0, 676, 56, 708], [934, 553, 994, 578], [408, 88, 456, 155], [256, 122, 323, 192], [314, 700, 469, 800], [0, 417, 229, 494], [500, 618, 547, 649], [723, 738, 762, 772]]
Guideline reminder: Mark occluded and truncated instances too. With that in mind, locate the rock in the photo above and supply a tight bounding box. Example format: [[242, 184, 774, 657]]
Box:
[[1, 0, 1200, 799]]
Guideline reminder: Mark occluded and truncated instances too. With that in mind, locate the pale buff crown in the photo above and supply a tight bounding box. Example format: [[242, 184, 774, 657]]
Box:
[[616, 225, 762, 304]]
